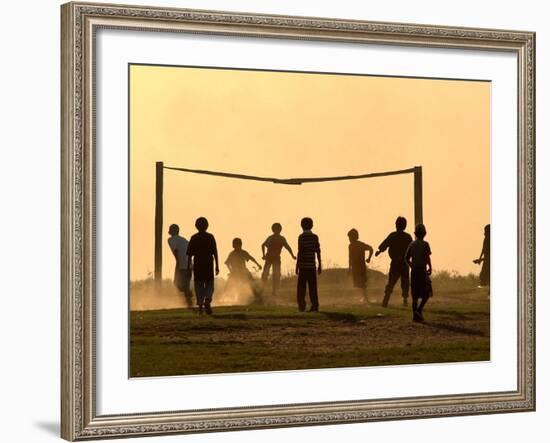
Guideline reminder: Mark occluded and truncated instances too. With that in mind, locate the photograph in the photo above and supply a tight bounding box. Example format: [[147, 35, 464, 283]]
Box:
[[129, 64, 491, 377]]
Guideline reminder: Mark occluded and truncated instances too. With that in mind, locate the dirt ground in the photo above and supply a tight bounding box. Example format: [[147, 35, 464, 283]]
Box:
[[130, 285, 490, 377]]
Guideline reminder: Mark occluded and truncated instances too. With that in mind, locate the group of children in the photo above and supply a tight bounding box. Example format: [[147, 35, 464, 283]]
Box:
[[168, 215, 433, 322], [348, 216, 433, 322]]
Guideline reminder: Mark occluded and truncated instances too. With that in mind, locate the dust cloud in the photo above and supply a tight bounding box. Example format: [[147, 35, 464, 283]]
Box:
[[130, 276, 259, 311], [130, 268, 480, 311]]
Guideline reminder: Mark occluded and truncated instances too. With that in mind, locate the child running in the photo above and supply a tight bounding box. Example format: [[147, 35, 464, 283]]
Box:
[[405, 223, 433, 322], [261, 223, 296, 296], [347, 228, 374, 303], [375, 216, 413, 307], [225, 238, 263, 304]]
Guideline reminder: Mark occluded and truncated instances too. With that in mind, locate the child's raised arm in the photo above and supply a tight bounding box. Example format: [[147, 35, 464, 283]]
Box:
[[375, 234, 391, 257], [474, 247, 485, 264]]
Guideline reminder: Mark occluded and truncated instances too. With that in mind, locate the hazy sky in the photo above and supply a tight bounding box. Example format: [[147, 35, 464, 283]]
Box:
[[130, 65, 490, 281]]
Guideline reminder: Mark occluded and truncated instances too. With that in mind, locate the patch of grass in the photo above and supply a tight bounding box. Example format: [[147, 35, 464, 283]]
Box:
[[130, 296, 490, 377]]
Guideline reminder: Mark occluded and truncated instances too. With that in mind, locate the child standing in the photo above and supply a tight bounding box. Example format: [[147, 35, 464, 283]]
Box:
[[473, 224, 490, 288], [225, 238, 263, 303], [405, 223, 432, 322], [347, 229, 374, 303], [186, 217, 219, 315], [296, 217, 322, 312], [167, 223, 193, 308], [261, 223, 296, 296]]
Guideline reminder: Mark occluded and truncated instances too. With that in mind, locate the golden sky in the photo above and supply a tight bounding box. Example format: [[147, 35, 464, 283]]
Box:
[[130, 65, 490, 281]]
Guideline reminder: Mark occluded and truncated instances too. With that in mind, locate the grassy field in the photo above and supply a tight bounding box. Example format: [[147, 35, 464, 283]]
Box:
[[130, 269, 489, 377]]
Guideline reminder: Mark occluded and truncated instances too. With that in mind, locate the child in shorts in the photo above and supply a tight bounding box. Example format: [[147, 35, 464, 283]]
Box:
[[405, 223, 433, 322]]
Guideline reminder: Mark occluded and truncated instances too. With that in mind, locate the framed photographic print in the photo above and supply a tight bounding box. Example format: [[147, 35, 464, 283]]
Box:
[[61, 1, 536, 440]]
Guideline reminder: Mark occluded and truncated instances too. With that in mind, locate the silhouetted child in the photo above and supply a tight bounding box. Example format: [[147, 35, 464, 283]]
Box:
[[225, 238, 263, 304], [186, 217, 219, 315], [473, 224, 490, 290], [375, 216, 413, 307], [261, 223, 296, 296], [347, 229, 374, 303], [405, 223, 432, 322], [296, 217, 322, 312], [167, 223, 193, 308]]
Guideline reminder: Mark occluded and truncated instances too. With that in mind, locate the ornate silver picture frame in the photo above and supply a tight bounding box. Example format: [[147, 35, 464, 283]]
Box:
[[61, 2, 535, 440]]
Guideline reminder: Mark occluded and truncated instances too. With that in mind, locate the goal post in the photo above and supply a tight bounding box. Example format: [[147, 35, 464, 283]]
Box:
[[154, 161, 164, 281], [413, 165, 423, 226], [153, 163, 423, 283]]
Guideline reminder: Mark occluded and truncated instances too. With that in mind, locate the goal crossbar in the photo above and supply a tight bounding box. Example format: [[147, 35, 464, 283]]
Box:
[[163, 165, 417, 185]]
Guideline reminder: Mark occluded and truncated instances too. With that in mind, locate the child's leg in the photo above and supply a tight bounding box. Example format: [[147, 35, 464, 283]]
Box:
[[411, 267, 428, 321], [410, 269, 420, 320], [182, 271, 194, 308], [296, 270, 307, 311], [353, 268, 367, 302], [417, 270, 430, 314], [411, 297, 423, 321], [400, 262, 410, 303], [272, 261, 281, 295], [362, 269, 368, 302], [383, 263, 399, 306], [418, 296, 429, 313], [253, 285, 263, 304], [194, 280, 205, 313], [361, 286, 368, 303], [261, 260, 271, 282], [308, 270, 319, 311], [204, 279, 214, 314], [248, 273, 263, 304]]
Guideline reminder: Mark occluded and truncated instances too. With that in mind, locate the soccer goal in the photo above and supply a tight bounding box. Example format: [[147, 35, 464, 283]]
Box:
[[152, 162, 423, 282]]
